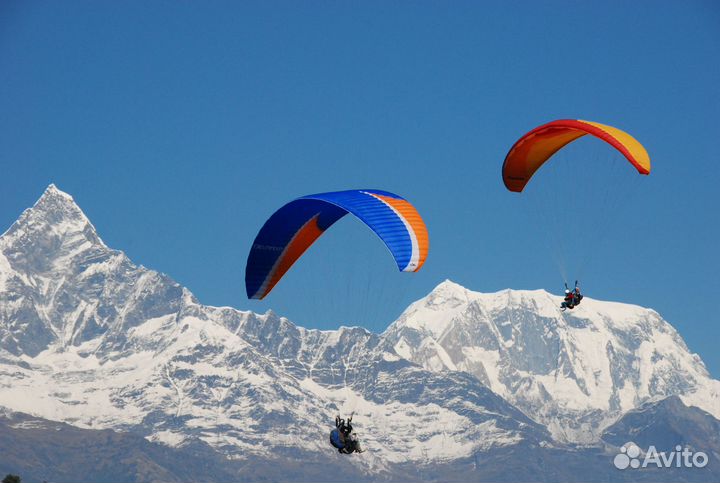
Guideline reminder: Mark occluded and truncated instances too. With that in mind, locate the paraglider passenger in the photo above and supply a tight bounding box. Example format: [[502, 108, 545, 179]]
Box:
[[561, 289, 575, 310]]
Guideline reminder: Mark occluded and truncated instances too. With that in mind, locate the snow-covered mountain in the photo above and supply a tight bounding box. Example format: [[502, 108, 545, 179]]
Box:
[[0, 185, 718, 482], [384, 280, 720, 443]]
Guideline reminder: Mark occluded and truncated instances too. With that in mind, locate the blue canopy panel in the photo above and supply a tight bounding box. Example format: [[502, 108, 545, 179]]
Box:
[[330, 428, 344, 449], [245, 189, 429, 299]]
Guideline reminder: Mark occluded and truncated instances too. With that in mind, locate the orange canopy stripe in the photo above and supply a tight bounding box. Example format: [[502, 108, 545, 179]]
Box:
[[364, 193, 429, 272], [256, 214, 324, 299]]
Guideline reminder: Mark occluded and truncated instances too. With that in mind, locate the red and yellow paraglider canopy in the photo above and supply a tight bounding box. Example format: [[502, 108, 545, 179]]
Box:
[[502, 120, 651, 192]]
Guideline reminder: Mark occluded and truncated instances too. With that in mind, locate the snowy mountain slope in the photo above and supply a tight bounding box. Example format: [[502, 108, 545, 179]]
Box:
[[382, 280, 720, 443], [0, 307, 552, 465]]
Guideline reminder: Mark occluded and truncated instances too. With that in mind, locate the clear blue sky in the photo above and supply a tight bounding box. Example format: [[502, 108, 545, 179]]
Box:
[[1, 1, 719, 375]]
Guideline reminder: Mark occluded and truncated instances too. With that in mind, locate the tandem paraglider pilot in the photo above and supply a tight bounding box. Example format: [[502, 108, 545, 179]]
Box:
[[560, 282, 583, 311], [329, 414, 364, 454]]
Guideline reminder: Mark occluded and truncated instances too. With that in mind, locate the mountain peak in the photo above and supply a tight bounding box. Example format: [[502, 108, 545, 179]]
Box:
[[42, 183, 75, 202], [426, 279, 469, 302], [30, 183, 92, 228], [433, 279, 467, 292], [1, 184, 107, 268]]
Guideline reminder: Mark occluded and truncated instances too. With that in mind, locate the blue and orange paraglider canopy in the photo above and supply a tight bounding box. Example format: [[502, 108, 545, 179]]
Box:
[[245, 189, 429, 300], [502, 119, 651, 192]]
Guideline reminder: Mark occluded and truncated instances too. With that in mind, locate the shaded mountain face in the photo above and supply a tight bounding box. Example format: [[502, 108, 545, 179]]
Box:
[[0, 185, 719, 482], [603, 395, 720, 457], [0, 410, 245, 483]]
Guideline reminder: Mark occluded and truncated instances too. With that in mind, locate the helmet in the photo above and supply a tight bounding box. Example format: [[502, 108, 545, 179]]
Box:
[[565, 289, 571, 294]]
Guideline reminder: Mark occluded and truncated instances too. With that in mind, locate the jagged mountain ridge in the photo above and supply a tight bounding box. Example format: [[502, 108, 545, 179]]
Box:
[[0, 185, 718, 481]]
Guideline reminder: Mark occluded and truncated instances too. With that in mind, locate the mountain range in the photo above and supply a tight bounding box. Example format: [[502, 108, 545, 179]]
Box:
[[0, 185, 718, 482]]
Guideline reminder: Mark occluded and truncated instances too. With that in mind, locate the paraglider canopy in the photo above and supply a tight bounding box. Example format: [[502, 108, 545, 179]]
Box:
[[245, 189, 429, 300], [502, 119, 651, 192]]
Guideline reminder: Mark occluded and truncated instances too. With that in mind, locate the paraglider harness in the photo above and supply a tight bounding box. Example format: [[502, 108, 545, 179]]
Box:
[[330, 413, 363, 454], [561, 281, 583, 311]]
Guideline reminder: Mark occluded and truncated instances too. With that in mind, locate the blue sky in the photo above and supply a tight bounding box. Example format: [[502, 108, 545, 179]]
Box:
[[1, 1, 719, 375]]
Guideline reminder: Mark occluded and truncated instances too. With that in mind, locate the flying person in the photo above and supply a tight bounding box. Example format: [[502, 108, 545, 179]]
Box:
[[561, 289, 575, 311], [560, 282, 583, 311], [329, 414, 364, 454], [503, 121, 650, 315], [573, 284, 583, 305]]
